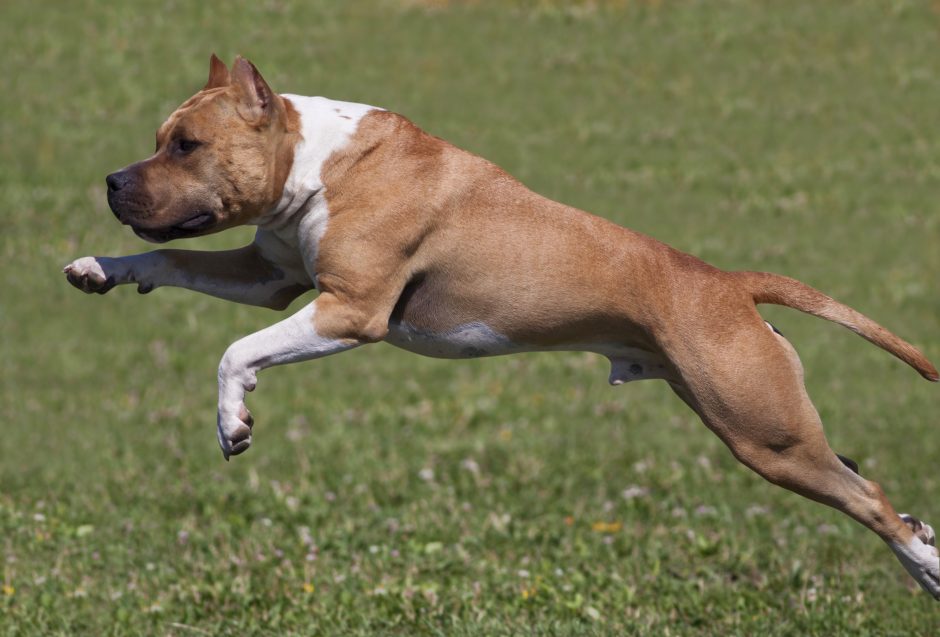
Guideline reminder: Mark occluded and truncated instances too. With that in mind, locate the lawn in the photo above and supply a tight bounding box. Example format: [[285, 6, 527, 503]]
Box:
[[2, 0, 939, 634]]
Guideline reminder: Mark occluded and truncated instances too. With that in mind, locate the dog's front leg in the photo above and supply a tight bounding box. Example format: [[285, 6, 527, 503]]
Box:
[[216, 297, 364, 459], [63, 243, 311, 310]]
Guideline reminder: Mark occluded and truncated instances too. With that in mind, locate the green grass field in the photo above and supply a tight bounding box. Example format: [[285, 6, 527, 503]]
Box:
[[3, 0, 940, 634]]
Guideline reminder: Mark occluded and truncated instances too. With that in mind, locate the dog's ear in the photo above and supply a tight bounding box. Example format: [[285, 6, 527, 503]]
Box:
[[231, 56, 279, 124], [204, 53, 230, 90]]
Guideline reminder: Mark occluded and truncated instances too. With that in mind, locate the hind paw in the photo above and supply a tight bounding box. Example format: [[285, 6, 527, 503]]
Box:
[[892, 513, 940, 599], [900, 513, 936, 547]]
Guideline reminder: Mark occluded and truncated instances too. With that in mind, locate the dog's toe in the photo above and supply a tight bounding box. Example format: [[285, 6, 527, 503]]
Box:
[[900, 513, 936, 547], [217, 404, 255, 460]]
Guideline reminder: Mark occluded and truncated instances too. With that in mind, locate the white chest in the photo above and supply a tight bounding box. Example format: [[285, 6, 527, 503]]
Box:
[[255, 95, 382, 285]]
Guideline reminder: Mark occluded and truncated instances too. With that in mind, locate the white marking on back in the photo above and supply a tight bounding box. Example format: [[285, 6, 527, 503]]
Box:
[[254, 95, 381, 282]]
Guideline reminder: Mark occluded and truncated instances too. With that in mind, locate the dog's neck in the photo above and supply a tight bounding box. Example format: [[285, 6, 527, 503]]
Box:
[[254, 94, 379, 236]]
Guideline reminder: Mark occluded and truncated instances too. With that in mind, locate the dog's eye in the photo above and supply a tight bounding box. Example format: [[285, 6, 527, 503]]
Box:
[[176, 139, 201, 154]]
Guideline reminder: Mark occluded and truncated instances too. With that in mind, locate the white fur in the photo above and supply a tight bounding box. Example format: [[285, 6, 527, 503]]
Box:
[[386, 320, 673, 383], [890, 536, 940, 599], [216, 301, 358, 458], [255, 95, 380, 283], [64, 256, 109, 283], [271, 95, 378, 214], [386, 321, 514, 359]]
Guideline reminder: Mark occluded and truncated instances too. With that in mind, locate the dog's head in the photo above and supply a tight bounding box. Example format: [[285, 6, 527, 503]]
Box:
[[106, 55, 299, 243]]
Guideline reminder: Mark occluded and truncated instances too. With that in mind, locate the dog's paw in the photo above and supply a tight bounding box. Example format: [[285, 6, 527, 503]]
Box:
[[894, 514, 940, 600], [64, 257, 115, 294], [900, 513, 936, 547], [217, 402, 254, 460]]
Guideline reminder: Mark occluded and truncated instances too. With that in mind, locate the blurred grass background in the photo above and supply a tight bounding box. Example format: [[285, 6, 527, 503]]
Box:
[[2, 0, 939, 634]]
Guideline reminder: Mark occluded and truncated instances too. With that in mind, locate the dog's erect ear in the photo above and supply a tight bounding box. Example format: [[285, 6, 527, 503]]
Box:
[[204, 53, 230, 90], [231, 56, 279, 124]]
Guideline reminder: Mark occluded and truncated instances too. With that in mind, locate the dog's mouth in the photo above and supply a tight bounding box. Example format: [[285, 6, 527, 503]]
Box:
[[131, 212, 217, 243]]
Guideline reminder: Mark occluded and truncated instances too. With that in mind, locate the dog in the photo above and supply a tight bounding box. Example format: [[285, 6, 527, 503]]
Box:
[[64, 55, 939, 597]]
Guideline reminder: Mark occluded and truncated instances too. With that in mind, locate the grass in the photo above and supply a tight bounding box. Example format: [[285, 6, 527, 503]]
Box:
[[2, 0, 939, 634]]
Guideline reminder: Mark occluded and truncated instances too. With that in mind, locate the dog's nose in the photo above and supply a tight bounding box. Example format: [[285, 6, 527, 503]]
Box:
[[106, 171, 132, 193]]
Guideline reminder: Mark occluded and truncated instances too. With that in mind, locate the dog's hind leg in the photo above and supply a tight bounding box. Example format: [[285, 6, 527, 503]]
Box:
[[666, 312, 940, 598]]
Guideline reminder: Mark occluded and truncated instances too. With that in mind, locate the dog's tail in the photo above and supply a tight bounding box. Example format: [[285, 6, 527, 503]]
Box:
[[734, 270, 938, 381]]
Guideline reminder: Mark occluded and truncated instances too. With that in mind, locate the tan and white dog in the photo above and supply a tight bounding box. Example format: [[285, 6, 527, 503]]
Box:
[[65, 55, 939, 597]]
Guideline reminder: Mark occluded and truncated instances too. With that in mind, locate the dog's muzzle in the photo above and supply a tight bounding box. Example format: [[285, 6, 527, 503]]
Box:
[[106, 170, 144, 222], [105, 170, 217, 242]]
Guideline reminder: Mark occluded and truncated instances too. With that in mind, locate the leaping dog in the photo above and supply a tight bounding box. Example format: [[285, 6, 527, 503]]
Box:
[[65, 55, 939, 597]]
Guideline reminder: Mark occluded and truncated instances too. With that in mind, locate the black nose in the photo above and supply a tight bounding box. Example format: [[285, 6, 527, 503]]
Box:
[[106, 171, 132, 193]]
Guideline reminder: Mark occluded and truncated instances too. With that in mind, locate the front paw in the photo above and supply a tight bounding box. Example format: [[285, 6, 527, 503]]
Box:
[[217, 402, 254, 460], [64, 257, 115, 294]]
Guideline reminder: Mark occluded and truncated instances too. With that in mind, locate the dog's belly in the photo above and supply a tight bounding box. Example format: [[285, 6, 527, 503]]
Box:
[[385, 320, 520, 359], [384, 320, 674, 383]]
